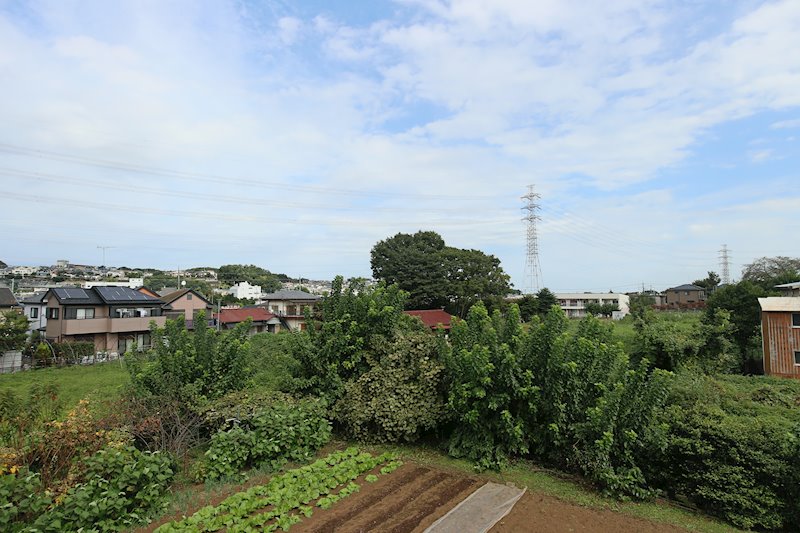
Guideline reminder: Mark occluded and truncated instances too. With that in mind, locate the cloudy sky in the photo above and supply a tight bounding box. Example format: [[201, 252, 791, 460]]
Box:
[[1, 0, 798, 292]]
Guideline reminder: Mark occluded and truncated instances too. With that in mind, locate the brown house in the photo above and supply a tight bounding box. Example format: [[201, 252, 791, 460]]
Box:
[[160, 289, 213, 321], [758, 297, 800, 379], [663, 284, 707, 309], [45, 286, 167, 353]]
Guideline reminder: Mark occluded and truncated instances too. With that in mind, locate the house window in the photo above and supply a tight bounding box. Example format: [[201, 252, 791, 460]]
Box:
[[795, 351, 800, 365], [48, 308, 59, 319], [30, 307, 38, 319], [187, 293, 193, 300], [793, 313, 800, 327], [287, 305, 297, 315], [65, 308, 95, 319]]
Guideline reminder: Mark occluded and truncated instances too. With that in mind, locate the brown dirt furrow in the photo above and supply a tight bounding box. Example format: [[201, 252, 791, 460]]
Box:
[[391, 477, 481, 533], [340, 470, 452, 533], [490, 492, 686, 533], [297, 465, 431, 533]]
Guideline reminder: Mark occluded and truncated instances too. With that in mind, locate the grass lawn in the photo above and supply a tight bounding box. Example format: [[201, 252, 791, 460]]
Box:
[[0, 361, 130, 414], [363, 442, 742, 533]]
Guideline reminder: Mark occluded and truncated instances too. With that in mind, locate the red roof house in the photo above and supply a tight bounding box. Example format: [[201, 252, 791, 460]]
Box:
[[214, 307, 281, 335], [403, 309, 454, 330]]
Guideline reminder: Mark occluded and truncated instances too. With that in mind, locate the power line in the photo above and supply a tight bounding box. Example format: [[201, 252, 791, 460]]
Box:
[[0, 142, 504, 201]]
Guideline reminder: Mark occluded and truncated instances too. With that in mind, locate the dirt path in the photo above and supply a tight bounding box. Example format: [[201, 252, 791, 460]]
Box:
[[490, 492, 685, 533]]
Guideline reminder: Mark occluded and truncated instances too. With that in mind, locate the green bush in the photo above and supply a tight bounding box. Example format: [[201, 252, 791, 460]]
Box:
[[10, 444, 175, 532], [126, 313, 251, 407], [334, 330, 446, 443], [445, 303, 536, 470], [197, 397, 331, 481], [645, 373, 800, 530], [525, 310, 673, 499], [246, 332, 304, 392], [0, 468, 51, 531]]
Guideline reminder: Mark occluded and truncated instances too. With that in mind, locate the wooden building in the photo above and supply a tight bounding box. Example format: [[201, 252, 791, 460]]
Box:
[[758, 297, 800, 379]]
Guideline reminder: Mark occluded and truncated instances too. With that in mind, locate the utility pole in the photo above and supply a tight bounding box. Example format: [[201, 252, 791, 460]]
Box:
[[719, 244, 731, 285], [521, 184, 543, 294], [97, 245, 115, 267]]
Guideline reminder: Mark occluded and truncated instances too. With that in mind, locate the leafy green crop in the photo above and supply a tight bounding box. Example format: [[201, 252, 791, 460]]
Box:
[[157, 448, 400, 532]]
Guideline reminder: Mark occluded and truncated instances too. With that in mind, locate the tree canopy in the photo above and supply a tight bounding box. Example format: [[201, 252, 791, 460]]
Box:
[[741, 256, 800, 290], [218, 264, 281, 292], [370, 231, 511, 316], [693, 271, 721, 290], [705, 280, 768, 372], [0, 310, 28, 352]]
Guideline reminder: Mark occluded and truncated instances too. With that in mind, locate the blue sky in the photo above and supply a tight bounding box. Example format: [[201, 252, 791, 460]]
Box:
[[0, 0, 798, 292]]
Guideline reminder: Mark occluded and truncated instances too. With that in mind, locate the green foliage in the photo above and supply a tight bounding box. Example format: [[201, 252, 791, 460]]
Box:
[[218, 264, 281, 293], [196, 397, 331, 481], [127, 313, 251, 406], [245, 332, 303, 392], [445, 303, 537, 470], [645, 373, 800, 530], [704, 281, 768, 372], [741, 256, 800, 290], [517, 288, 559, 322], [51, 341, 95, 363], [632, 310, 736, 373], [692, 271, 721, 290], [334, 331, 446, 443], [158, 449, 400, 532], [525, 310, 673, 499], [370, 231, 512, 317], [10, 444, 175, 532], [0, 311, 28, 352], [0, 468, 51, 530], [292, 276, 408, 400]]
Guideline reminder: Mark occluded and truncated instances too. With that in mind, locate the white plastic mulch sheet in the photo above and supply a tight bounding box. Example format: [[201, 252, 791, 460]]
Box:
[[423, 481, 526, 533]]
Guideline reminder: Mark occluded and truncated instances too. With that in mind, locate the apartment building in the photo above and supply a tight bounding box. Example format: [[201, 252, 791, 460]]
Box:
[[259, 289, 320, 331], [555, 293, 630, 319], [44, 286, 167, 353]]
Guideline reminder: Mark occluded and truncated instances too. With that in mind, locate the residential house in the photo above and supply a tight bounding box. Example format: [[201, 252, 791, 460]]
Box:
[[259, 290, 320, 331], [160, 289, 213, 322], [0, 287, 19, 312], [215, 307, 281, 335], [663, 284, 707, 309], [404, 309, 454, 331], [775, 282, 800, 297], [44, 286, 167, 353], [758, 297, 800, 379], [20, 292, 47, 335], [136, 286, 162, 299], [555, 293, 630, 319], [228, 281, 262, 300]]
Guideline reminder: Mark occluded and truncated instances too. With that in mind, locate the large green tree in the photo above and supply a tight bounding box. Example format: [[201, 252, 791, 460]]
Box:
[[218, 264, 281, 292], [0, 310, 28, 352], [370, 231, 512, 316], [741, 256, 800, 290], [705, 281, 768, 373]]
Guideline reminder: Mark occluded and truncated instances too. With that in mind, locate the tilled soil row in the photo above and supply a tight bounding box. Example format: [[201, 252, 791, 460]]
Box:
[[294, 464, 482, 533]]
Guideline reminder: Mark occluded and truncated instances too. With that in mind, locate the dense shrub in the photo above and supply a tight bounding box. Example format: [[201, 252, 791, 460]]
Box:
[[246, 332, 304, 392], [334, 330, 446, 443], [126, 313, 251, 407], [31, 444, 174, 532], [645, 373, 800, 530], [526, 309, 673, 499], [445, 303, 536, 470], [0, 467, 51, 531], [195, 397, 331, 481], [292, 276, 410, 400]]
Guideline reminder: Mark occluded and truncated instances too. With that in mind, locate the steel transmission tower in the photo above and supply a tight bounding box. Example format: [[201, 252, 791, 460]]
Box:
[[719, 244, 731, 285], [521, 185, 543, 294]]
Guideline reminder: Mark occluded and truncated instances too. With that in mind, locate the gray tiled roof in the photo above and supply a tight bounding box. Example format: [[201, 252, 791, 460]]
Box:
[[667, 284, 705, 291], [260, 290, 320, 301], [0, 287, 18, 307]]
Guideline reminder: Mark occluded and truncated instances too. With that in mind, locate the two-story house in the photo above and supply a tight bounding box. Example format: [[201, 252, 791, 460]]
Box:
[[160, 288, 213, 324], [259, 290, 320, 331], [664, 284, 707, 309], [20, 292, 47, 335], [44, 286, 167, 353], [555, 293, 630, 319]]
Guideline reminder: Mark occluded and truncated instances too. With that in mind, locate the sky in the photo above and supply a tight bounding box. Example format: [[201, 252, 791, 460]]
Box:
[[0, 0, 798, 293]]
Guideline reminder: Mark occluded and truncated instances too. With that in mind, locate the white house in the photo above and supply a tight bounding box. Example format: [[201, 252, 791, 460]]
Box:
[[555, 293, 631, 319], [258, 289, 321, 331], [228, 281, 262, 300], [20, 292, 48, 334], [11, 266, 39, 276]]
